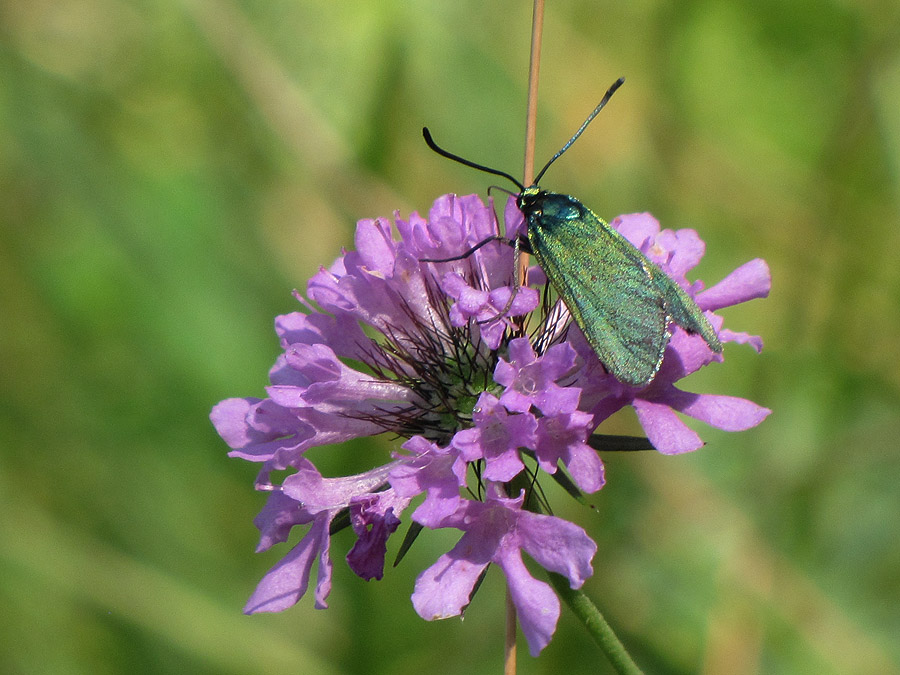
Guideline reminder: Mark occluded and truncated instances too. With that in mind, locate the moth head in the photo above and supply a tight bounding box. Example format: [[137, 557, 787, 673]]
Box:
[[517, 185, 544, 214]]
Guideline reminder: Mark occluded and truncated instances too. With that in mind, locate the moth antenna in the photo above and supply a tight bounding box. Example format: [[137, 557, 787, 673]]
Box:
[[532, 77, 625, 185], [423, 128, 525, 192]]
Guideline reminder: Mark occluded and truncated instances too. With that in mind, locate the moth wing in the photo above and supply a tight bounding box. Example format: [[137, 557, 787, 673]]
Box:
[[651, 272, 723, 353], [527, 196, 669, 386]]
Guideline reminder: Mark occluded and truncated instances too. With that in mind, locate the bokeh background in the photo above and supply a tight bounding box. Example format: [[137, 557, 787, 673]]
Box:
[[2, 0, 898, 673]]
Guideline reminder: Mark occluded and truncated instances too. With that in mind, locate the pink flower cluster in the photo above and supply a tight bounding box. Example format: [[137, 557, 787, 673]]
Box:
[[211, 194, 770, 655]]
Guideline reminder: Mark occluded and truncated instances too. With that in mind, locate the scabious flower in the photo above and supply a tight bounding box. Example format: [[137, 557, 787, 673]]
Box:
[[211, 193, 770, 655]]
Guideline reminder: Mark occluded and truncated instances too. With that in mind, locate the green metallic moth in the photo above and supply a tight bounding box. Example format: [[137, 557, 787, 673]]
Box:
[[423, 77, 722, 387]]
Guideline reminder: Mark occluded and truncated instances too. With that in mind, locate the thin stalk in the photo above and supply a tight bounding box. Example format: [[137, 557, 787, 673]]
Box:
[[546, 572, 645, 675], [523, 0, 545, 187], [504, 591, 517, 675], [519, 0, 544, 286], [505, 3, 545, 672]]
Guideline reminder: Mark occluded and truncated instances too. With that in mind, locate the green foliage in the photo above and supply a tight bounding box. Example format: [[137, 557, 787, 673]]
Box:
[[1, 1, 898, 673]]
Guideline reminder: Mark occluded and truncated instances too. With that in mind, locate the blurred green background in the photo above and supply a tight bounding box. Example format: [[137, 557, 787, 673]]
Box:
[[2, 0, 898, 673]]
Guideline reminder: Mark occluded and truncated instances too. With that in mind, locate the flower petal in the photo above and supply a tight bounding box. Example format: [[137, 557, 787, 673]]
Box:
[[632, 397, 704, 454], [698, 258, 771, 310], [516, 511, 596, 588], [411, 547, 490, 621], [497, 547, 560, 657], [244, 513, 333, 613], [253, 491, 314, 552], [664, 389, 772, 432]]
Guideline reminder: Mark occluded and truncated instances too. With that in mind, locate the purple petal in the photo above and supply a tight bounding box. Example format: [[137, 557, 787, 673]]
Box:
[[449, 426, 483, 463], [244, 513, 333, 613], [632, 398, 704, 454], [496, 547, 560, 657], [508, 336, 537, 365], [481, 449, 527, 482], [504, 195, 526, 239], [563, 442, 606, 493], [458, 284, 489, 313], [411, 547, 490, 621], [390, 437, 466, 528], [354, 217, 396, 277], [440, 272, 470, 300], [394, 209, 438, 256], [654, 228, 706, 277], [211, 398, 291, 447], [264, 407, 383, 470], [467, 397, 536, 482], [720, 328, 764, 352], [658, 328, 722, 379], [477, 318, 508, 350], [346, 494, 403, 581], [306, 265, 356, 314], [495, 339, 581, 415], [534, 413, 605, 493], [275, 309, 371, 363], [498, 389, 535, 414], [253, 491, 314, 551], [516, 511, 597, 588], [271, 342, 416, 408], [664, 389, 772, 432], [611, 213, 658, 249], [282, 459, 395, 509], [698, 258, 771, 310], [429, 194, 486, 254], [496, 285, 539, 316], [211, 397, 316, 463], [534, 385, 581, 416]]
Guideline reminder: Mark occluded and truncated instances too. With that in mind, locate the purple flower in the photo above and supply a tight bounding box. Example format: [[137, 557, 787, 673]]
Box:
[[495, 339, 581, 415], [443, 272, 539, 349], [243, 458, 404, 613], [534, 410, 605, 493], [412, 486, 596, 656], [390, 436, 467, 529], [451, 392, 538, 482], [211, 195, 770, 654]]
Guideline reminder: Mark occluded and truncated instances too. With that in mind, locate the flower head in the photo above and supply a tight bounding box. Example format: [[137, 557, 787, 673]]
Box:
[[211, 194, 770, 654]]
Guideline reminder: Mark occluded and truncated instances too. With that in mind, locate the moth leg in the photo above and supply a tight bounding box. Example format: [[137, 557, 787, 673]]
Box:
[[477, 235, 527, 325], [419, 235, 513, 263]]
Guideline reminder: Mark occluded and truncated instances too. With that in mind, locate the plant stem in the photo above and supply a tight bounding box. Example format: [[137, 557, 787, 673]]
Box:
[[505, 3, 546, 672], [518, 0, 545, 288], [547, 572, 645, 675], [504, 590, 517, 675], [523, 0, 545, 187], [515, 4, 643, 673]]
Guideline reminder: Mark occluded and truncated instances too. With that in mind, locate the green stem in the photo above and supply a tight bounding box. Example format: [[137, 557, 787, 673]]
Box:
[[546, 572, 644, 675]]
